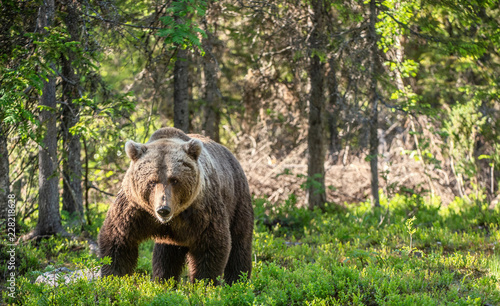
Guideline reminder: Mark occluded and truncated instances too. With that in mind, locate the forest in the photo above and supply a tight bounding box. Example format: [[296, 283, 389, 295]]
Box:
[[1, 0, 500, 304]]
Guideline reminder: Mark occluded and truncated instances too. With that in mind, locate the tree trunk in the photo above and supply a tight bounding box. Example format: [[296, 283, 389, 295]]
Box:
[[0, 130, 9, 226], [28, 0, 64, 238], [173, 14, 189, 134], [369, 0, 380, 207], [61, 0, 83, 222], [83, 136, 91, 225], [202, 25, 220, 142], [307, 0, 326, 210], [36, 69, 64, 236], [327, 57, 339, 162]]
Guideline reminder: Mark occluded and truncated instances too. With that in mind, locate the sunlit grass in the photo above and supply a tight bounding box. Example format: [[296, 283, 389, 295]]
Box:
[[488, 254, 500, 279], [2, 194, 500, 305]]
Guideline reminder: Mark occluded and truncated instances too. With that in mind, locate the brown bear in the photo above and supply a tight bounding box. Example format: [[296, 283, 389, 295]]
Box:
[[98, 127, 253, 285]]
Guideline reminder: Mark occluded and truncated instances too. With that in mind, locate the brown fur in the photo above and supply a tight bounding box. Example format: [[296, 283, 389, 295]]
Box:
[[98, 127, 253, 285]]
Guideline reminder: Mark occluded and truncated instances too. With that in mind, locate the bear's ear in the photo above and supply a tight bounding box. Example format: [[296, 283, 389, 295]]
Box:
[[184, 139, 202, 161], [125, 140, 147, 161]]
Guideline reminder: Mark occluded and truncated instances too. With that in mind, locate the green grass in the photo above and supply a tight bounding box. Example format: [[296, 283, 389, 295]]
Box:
[[2, 193, 500, 305]]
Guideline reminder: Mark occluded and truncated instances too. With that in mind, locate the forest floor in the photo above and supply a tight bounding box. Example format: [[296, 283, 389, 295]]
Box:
[[1, 194, 500, 305]]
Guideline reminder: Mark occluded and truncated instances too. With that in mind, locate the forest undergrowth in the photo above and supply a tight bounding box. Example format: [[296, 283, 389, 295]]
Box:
[[2, 194, 500, 305]]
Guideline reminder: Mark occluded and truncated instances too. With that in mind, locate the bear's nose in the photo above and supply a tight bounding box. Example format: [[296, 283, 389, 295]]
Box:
[[156, 206, 171, 217]]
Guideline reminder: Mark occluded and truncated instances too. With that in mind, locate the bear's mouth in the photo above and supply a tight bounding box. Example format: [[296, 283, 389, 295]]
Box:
[[156, 213, 173, 224]]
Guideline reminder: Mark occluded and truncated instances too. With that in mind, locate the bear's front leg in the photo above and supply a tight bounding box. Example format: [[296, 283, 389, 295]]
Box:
[[99, 192, 154, 276], [187, 226, 231, 285], [152, 243, 188, 282]]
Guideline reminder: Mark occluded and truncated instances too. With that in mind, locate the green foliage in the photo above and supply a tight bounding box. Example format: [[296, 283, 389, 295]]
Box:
[[444, 99, 489, 197], [403, 216, 417, 255], [5, 194, 500, 305], [0, 15, 102, 139], [377, 0, 420, 52], [0, 64, 40, 142], [0, 240, 44, 281], [158, 0, 207, 52], [297, 173, 326, 196]]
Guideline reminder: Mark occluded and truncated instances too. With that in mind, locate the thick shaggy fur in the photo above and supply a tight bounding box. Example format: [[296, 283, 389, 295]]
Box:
[[99, 128, 253, 284]]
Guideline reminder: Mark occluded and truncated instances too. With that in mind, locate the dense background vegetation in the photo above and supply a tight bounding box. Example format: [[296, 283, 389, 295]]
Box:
[[1, 0, 499, 304]]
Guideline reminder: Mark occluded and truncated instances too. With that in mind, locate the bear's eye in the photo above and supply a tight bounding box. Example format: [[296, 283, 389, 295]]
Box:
[[170, 178, 179, 186], [147, 181, 157, 189]]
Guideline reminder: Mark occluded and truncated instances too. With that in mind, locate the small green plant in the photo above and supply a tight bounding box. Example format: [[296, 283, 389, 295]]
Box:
[[404, 216, 417, 255], [72, 255, 111, 273], [297, 173, 325, 196]]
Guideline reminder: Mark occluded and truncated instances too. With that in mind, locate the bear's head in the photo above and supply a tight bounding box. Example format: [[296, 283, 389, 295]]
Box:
[[122, 136, 204, 223]]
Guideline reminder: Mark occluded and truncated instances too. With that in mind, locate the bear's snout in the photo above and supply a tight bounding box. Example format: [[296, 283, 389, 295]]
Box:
[[156, 205, 171, 218]]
